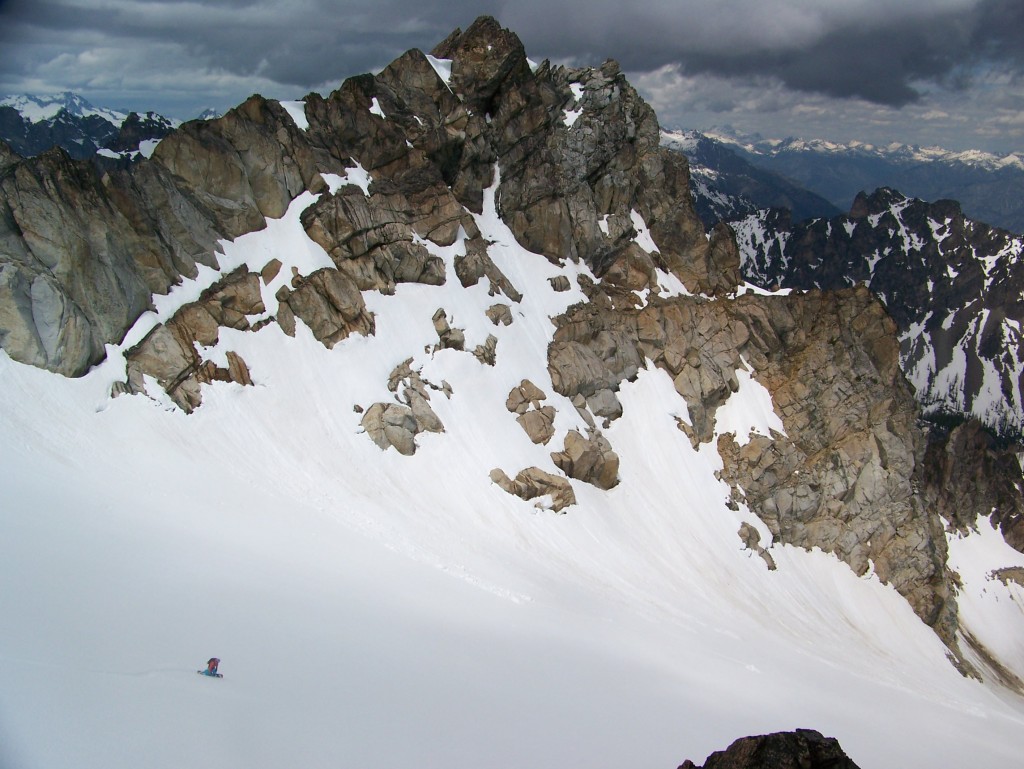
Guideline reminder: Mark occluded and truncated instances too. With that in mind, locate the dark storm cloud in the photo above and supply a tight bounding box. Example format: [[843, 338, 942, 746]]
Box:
[[502, 0, 1024, 107], [0, 0, 455, 89], [683, 21, 968, 107], [973, 0, 1024, 62], [0, 0, 1022, 126]]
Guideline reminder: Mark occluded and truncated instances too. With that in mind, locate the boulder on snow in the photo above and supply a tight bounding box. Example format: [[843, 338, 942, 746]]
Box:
[[361, 360, 446, 454], [485, 303, 514, 326], [432, 308, 465, 351], [550, 429, 619, 490], [489, 466, 576, 512], [506, 380, 556, 444]]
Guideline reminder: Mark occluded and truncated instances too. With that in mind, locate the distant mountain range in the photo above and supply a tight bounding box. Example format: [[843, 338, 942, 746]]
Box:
[[0, 92, 191, 160], [697, 127, 1024, 234], [732, 188, 1024, 437], [661, 129, 841, 227]]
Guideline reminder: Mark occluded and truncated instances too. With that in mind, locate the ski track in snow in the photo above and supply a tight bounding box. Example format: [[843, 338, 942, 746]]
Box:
[[2, 164, 1024, 769]]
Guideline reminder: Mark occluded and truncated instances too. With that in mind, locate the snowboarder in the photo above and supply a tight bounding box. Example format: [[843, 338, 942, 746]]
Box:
[[198, 657, 222, 677]]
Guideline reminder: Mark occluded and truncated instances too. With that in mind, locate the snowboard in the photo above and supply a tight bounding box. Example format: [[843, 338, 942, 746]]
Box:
[[197, 670, 223, 678]]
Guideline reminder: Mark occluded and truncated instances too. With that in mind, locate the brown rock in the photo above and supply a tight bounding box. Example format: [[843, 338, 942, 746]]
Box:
[[548, 275, 571, 292], [472, 334, 498, 366], [505, 379, 548, 413], [489, 466, 576, 512], [260, 258, 282, 284], [551, 429, 619, 490], [123, 267, 263, 411], [280, 267, 374, 348], [486, 303, 514, 326], [516, 407, 557, 445], [432, 308, 465, 351]]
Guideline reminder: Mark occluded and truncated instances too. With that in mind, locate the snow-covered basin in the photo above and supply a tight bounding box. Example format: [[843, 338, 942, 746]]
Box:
[[1, 180, 1023, 768]]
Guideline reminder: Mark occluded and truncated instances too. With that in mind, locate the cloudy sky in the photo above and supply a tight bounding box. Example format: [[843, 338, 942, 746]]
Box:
[[1, 0, 1022, 154]]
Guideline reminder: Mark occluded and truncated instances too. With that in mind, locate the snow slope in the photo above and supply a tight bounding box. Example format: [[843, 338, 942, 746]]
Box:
[[2, 169, 1024, 769]]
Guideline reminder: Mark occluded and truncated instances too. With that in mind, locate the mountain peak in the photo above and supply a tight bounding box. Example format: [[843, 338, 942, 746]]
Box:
[[430, 16, 532, 115]]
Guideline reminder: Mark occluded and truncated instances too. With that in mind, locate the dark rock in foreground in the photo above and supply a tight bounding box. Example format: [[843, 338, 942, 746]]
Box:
[[679, 729, 861, 769]]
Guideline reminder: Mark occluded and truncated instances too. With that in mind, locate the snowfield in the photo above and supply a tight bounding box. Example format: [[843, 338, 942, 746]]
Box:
[[2, 170, 1024, 769]]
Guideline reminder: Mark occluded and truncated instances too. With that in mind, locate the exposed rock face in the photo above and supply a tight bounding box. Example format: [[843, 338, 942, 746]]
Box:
[[921, 419, 1024, 551], [548, 286, 960, 644], [472, 333, 498, 365], [454, 237, 523, 301], [0, 148, 221, 375], [738, 522, 777, 570], [432, 308, 466, 351], [548, 275, 571, 292], [485, 302, 513, 326], [678, 729, 861, 769], [153, 95, 323, 227], [0, 94, 329, 377], [586, 388, 622, 424], [300, 185, 448, 294], [277, 267, 374, 348], [1, 15, 730, 380], [432, 16, 737, 296]]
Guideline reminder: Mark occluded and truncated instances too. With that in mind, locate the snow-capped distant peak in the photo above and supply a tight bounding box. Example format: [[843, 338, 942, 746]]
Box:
[[0, 91, 128, 126], [659, 128, 702, 153], [701, 126, 1024, 171]]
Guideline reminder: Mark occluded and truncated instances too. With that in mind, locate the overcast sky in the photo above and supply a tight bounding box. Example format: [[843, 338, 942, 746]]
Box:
[[1, 0, 1022, 154]]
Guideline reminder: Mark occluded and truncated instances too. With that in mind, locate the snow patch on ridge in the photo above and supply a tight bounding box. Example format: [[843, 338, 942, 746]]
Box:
[[425, 55, 453, 91], [278, 100, 308, 130], [714, 361, 786, 447], [325, 163, 373, 196], [630, 209, 659, 254], [563, 82, 585, 127]]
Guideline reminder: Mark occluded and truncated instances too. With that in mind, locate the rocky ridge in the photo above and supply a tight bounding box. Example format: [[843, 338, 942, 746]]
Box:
[[1, 17, 1022, 681]]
